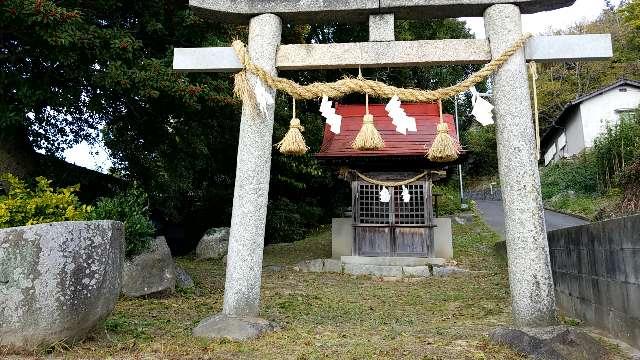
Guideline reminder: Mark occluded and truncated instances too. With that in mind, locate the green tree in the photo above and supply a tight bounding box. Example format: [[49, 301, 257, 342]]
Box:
[[536, 1, 640, 129], [2, 1, 477, 246]]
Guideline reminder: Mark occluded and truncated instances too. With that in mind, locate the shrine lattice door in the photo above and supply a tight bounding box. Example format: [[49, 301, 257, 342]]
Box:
[[352, 180, 435, 257]]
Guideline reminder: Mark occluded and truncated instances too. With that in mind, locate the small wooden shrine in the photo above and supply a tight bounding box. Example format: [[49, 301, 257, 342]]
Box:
[[316, 102, 459, 258]]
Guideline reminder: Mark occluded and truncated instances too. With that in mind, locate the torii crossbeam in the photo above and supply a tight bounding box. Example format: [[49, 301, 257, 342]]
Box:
[[174, 0, 613, 340]]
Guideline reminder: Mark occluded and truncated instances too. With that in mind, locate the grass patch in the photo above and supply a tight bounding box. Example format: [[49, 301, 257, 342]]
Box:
[[545, 192, 620, 221], [7, 217, 529, 359]]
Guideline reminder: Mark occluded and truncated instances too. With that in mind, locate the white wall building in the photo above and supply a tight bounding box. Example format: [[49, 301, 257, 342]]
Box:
[[541, 79, 640, 166]]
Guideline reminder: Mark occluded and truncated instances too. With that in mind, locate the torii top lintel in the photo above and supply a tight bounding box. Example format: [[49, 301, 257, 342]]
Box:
[[190, 0, 576, 23]]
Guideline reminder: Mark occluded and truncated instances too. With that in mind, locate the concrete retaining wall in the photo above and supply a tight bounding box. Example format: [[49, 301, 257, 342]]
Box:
[[548, 214, 640, 348]]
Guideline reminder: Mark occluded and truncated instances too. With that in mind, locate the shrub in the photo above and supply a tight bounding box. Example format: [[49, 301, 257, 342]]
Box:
[[265, 198, 307, 244], [0, 173, 92, 228], [546, 193, 602, 220], [91, 188, 155, 258], [540, 155, 599, 199], [433, 183, 462, 216], [540, 110, 640, 200], [591, 112, 640, 189], [463, 124, 499, 177]]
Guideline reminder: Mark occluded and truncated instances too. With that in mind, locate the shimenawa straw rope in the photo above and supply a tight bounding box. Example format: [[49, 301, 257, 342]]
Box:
[[355, 171, 428, 187], [529, 61, 541, 161], [232, 33, 533, 161], [231, 33, 533, 103]]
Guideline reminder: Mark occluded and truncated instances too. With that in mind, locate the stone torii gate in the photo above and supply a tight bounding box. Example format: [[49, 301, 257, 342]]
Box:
[[174, 0, 612, 339]]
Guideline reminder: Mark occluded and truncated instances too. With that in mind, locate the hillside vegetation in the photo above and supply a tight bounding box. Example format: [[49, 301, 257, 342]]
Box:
[[541, 110, 640, 220]]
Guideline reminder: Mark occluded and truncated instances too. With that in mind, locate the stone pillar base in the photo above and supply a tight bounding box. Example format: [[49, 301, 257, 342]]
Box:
[[192, 314, 279, 341]]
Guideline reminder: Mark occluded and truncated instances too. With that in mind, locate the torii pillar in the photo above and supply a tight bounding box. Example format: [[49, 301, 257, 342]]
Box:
[[192, 14, 283, 339], [484, 4, 555, 325]]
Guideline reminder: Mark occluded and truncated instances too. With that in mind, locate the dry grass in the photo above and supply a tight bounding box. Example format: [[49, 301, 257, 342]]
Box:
[[2, 217, 546, 359]]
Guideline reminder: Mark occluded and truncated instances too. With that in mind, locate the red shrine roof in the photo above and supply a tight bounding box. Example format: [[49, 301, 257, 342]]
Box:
[[316, 102, 457, 159]]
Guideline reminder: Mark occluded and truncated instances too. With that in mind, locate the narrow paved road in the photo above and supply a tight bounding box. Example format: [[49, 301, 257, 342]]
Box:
[[475, 200, 589, 238]]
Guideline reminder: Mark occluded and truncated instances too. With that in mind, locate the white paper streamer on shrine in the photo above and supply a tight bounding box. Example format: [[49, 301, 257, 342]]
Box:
[[470, 86, 495, 126], [254, 80, 274, 116], [385, 95, 416, 135], [379, 186, 391, 203], [401, 185, 411, 203], [320, 95, 342, 134]]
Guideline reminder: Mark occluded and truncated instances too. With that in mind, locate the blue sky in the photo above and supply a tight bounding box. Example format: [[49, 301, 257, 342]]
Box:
[[64, 0, 622, 173]]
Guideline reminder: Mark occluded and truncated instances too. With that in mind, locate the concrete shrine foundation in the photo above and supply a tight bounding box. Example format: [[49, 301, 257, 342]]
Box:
[[295, 257, 468, 280]]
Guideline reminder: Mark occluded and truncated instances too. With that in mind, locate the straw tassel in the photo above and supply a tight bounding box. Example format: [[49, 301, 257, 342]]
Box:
[[275, 98, 309, 155], [427, 99, 461, 162], [352, 93, 385, 151]]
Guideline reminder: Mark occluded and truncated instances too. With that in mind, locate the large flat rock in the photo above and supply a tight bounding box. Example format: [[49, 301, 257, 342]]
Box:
[[190, 0, 576, 23], [193, 314, 279, 341], [489, 326, 610, 360], [0, 221, 124, 349]]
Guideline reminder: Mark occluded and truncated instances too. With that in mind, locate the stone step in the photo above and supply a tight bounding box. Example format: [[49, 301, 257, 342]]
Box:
[[340, 256, 446, 267]]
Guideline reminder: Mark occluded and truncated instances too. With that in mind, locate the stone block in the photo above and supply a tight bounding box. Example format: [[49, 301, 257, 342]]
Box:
[[433, 266, 469, 277], [402, 266, 431, 278], [122, 236, 176, 297], [343, 264, 403, 277], [196, 227, 229, 260], [369, 13, 394, 42], [331, 218, 353, 259], [264, 265, 287, 272], [341, 256, 444, 267], [0, 221, 124, 349], [433, 217, 453, 259], [296, 259, 324, 272], [323, 259, 343, 273], [553, 271, 565, 293], [175, 265, 194, 289]]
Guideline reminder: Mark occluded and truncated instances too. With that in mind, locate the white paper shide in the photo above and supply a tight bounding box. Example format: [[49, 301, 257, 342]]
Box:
[[385, 95, 417, 135], [320, 95, 342, 134]]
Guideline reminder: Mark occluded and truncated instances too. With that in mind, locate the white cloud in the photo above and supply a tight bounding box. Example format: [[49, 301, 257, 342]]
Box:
[[461, 0, 624, 39]]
